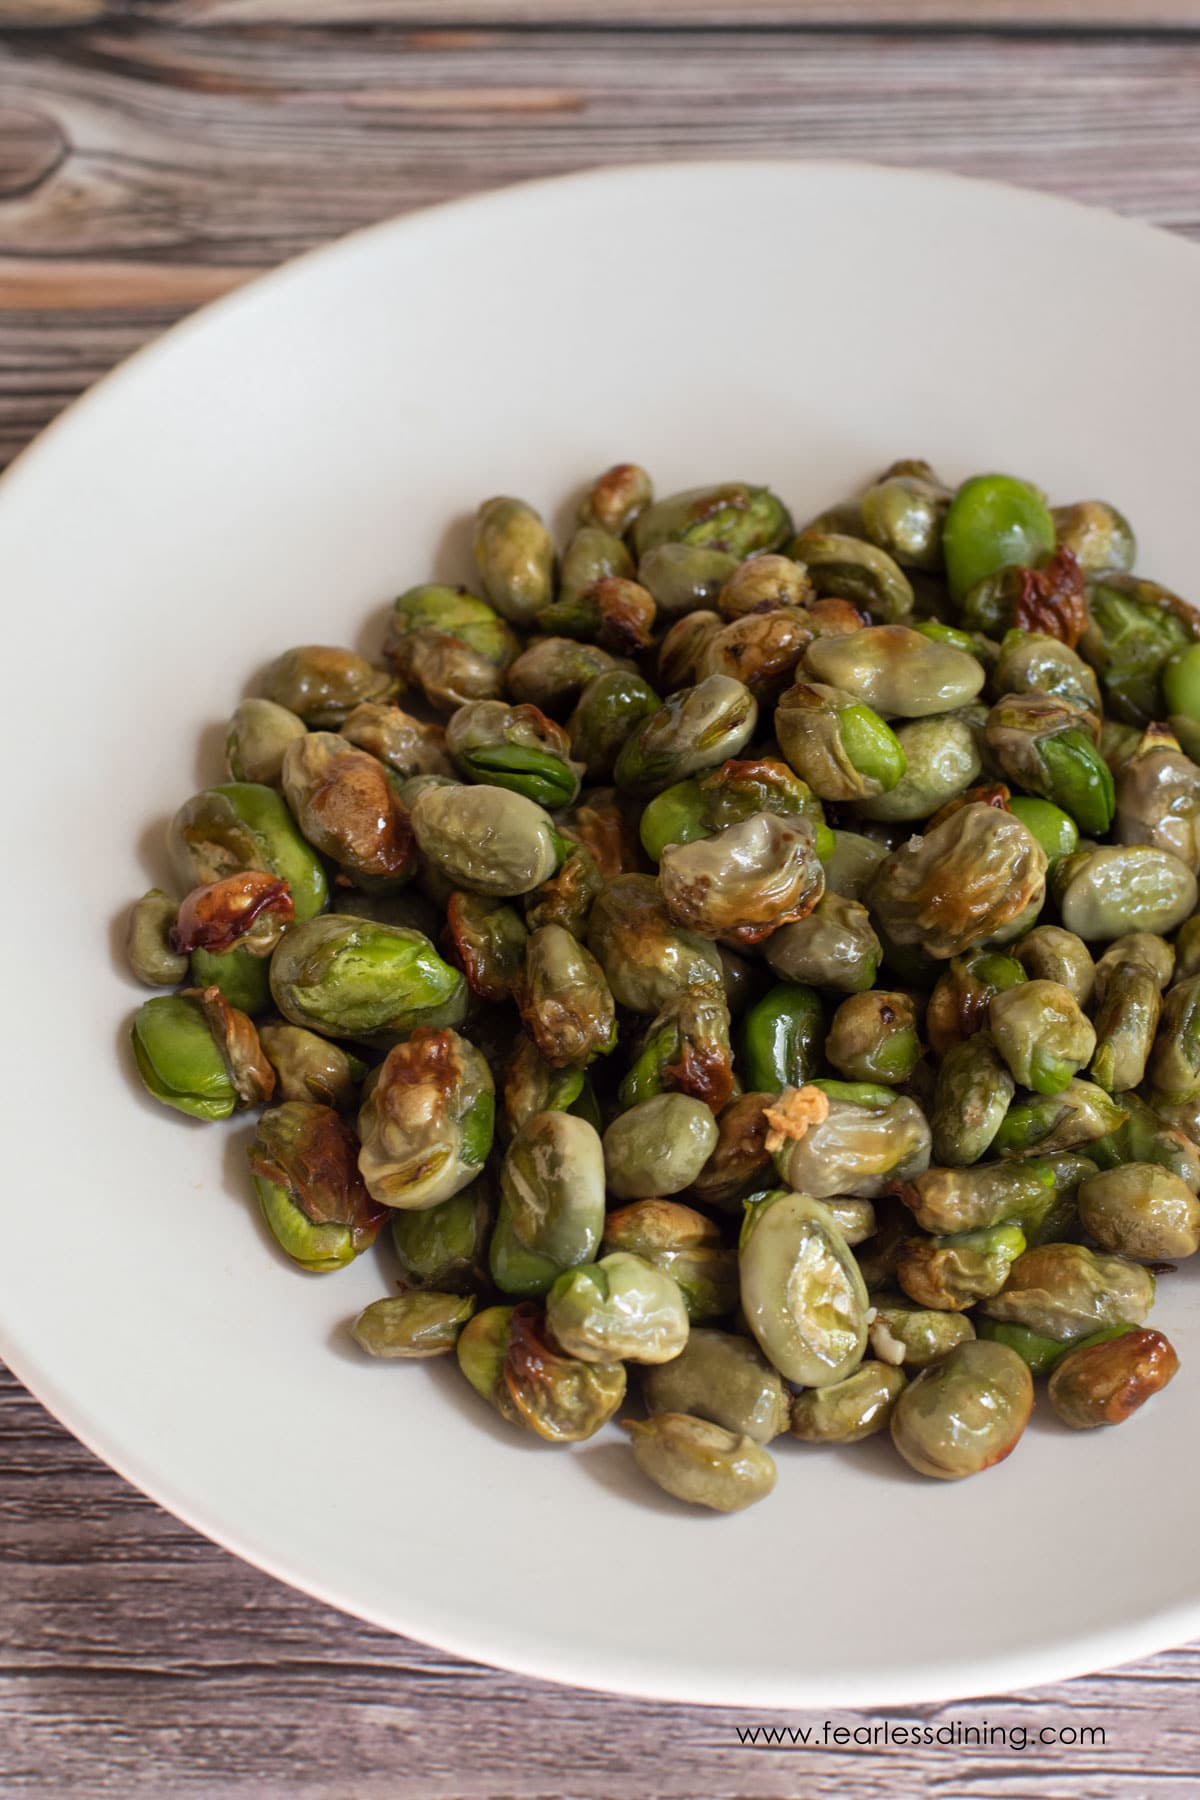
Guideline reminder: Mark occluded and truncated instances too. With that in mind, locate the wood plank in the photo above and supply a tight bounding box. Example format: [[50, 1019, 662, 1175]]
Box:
[[3, 1354, 1200, 1800], [7, 1, 1200, 28], [0, 25, 1198, 475]]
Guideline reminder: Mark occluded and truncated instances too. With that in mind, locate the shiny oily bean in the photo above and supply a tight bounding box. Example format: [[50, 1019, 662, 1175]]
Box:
[[1077, 1164, 1200, 1259], [739, 1190, 870, 1387], [805, 625, 984, 718], [351, 1292, 476, 1358], [642, 1328, 791, 1444], [622, 1414, 777, 1513], [790, 1362, 907, 1444], [1048, 1327, 1178, 1430], [602, 1093, 719, 1200], [890, 1341, 1033, 1481]]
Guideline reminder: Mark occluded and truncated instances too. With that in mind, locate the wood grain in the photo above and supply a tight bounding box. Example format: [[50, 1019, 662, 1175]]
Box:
[[5, 15, 1200, 1796], [8, 1, 1200, 26], [2, 23, 1200, 467], [4, 1355, 1200, 1800]]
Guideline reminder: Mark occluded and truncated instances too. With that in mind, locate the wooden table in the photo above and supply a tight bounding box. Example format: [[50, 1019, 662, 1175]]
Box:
[[5, 8, 1200, 1794]]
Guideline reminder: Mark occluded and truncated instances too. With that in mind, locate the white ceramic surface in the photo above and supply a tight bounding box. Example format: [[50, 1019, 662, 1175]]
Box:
[[2, 162, 1199, 1710]]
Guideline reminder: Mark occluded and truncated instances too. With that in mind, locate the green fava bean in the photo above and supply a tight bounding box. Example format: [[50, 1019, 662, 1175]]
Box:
[[189, 945, 273, 1017], [270, 915, 465, 1043], [638, 543, 740, 619], [1164, 642, 1200, 723], [975, 1316, 1068, 1376], [985, 694, 1113, 838], [741, 983, 824, 1092], [578, 460, 653, 535], [410, 782, 561, 898], [339, 702, 454, 781], [1014, 926, 1094, 1003], [764, 894, 882, 994], [515, 923, 617, 1070], [989, 980, 1096, 1095], [1007, 797, 1080, 861], [805, 624, 984, 718], [501, 1033, 586, 1138], [632, 482, 792, 560], [351, 1291, 477, 1358], [639, 778, 706, 862], [507, 637, 626, 717], [1051, 500, 1136, 575], [790, 1362, 907, 1444], [603, 1093, 719, 1200], [855, 714, 981, 823], [897, 1224, 1027, 1312], [774, 680, 906, 801], [473, 496, 556, 625], [739, 1190, 869, 1386], [929, 1034, 1014, 1166], [619, 986, 734, 1113], [131, 993, 240, 1121], [658, 812, 825, 947], [1092, 1091, 1200, 1192], [169, 782, 328, 923], [622, 1414, 777, 1513], [386, 583, 518, 673], [546, 1252, 690, 1364], [992, 629, 1101, 715], [822, 830, 887, 902], [445, 891, 528, 1005], [390, 1177, 492, 1292], [688, 1093, 775, 1212], [993, 1079, 1128, 1157], [824, 991, 920, 1086], [601, 1199, 738, 1323], [445, 701, 582, 809], [614, 674, 758, 798], [393, 624, 510, 713], [568, 671, 662, 783], [861, 472, 949, 573], [490, 1111, 606, 1297], [790, 530, 914, 621], [259, 1023, 363, 1109], [127, 889, 188, 988], [357, 1028, 494, 1211], [1147, 975, 1200, 1102], [942, 474, 1056, 603], [890, 1340, 1034, 1480], [768, 1088, 930, 1200], [225, 697, 307, 785], [979, 1242, 1155, 1343], [554, 525, 635, 609], [868, 1296, 976, 1369], [587, 874, 723, 1015], [1080, 575, 1200, 727], [282, 733, 415, 886], [1114, 723, 1200, 872], [1078, 1163, 1200, 1259], [1053, 845, 1198, 942], [259, 645, 395, 726], [1089, 960, 1161, 1093], [641, 1328, 790, 1444], [1047, 1326, 1179, 1430], [867, 802, 1048, 962], [458, 1302, 625, 1442], [248, 1100, 384, 1271], [896, 1160, 1056, 1235], [717, 553, 812, 618]]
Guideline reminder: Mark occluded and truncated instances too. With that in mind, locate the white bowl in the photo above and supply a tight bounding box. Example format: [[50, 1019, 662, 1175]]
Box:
[[3, 161, 1199, 1709]]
